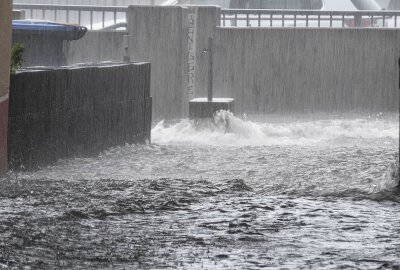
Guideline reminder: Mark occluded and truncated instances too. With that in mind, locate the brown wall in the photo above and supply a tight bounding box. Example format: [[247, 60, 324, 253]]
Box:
[[0, 1, 12, 99], [0, 0, 13, 174]]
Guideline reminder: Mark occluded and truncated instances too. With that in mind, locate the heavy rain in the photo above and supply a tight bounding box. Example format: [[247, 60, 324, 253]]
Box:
[[0, 0, 399, 269]]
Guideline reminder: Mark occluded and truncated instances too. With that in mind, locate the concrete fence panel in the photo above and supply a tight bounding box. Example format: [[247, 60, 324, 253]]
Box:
[[67, 31, 126, 65], [13, 30, 126, 67], [213, 28, 400, 114], [127, 5, 188, 119]]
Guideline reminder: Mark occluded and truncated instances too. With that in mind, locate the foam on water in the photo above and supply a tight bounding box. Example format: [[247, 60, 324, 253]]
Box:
[[4, 111, 398, 197], [152, 111, 399, 147]]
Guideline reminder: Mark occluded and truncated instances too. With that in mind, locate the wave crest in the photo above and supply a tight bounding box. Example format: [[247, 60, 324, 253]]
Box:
[[152, 111, 399, 147]]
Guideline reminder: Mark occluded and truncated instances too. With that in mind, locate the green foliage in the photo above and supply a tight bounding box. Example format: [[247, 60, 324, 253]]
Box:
[[10, 43, 24, 74]]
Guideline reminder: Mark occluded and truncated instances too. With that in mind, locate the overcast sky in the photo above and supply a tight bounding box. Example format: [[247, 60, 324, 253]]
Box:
[[323, 0, 358, 10], [323, 0, 391, 10]]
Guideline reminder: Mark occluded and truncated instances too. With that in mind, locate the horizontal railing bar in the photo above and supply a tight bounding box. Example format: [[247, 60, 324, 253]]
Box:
[[221, 15, 386, 19], [13, 4, 128, 13], [221, 9, 400, 17], [222, 17, 361, 22]]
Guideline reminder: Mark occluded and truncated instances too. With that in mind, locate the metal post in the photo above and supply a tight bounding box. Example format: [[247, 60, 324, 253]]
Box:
[[354, 14, 362, 27], [102, 11, 105, 29], [207, 37, 213, 102]]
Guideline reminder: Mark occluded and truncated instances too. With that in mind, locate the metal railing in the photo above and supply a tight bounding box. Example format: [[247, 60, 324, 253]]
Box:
[[220, 9, 400, 28], [13, 4, 128, 30], [13, 4, 400, 29]]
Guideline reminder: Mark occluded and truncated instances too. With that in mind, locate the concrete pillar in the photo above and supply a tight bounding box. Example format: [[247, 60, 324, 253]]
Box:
[[186, 6, 220, 100], [127, 6, 188, 119], [0, 0, 13, 175], [126, 5, 220, 119]]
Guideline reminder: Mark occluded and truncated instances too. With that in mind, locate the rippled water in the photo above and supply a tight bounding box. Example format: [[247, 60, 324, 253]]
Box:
[[0, 112, 399, 269]]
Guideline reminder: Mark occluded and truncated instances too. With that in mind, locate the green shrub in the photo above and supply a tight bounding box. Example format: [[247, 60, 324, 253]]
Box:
[[10, 43, 24, 74]]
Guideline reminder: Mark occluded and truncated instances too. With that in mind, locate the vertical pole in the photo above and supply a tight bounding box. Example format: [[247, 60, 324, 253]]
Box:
[[0, 0, 13, 175], [207, 37, 213, 102], [354, 14, 362, 27], [123, 34, 130, 62]]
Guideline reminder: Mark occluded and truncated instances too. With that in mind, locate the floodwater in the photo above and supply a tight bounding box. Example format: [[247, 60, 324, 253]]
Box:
[[0, 112, 399, 269]]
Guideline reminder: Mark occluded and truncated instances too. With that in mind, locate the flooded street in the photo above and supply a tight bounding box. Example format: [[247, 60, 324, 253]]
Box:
[[0, 112, 399, 269]]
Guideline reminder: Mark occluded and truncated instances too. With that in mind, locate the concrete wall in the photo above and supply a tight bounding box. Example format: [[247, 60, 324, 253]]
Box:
[[12, 10, 25, 20], [12, 30, 68, 67], [127, 6, 188, 120], [213, 28, 400, 114], [8, 63, 152, 170], [12, 30, 126, 67], [0, 1, 13, 175], [67, 31, 126, 65]]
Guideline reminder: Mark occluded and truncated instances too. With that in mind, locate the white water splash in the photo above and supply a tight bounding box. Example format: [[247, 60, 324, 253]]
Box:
[[152, 111, 399, 147]]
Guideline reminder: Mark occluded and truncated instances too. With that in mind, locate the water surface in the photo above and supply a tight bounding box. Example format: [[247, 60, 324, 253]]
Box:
[[1, 112, 399, 269]]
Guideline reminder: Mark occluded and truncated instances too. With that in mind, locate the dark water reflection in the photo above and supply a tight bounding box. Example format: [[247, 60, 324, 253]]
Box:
[[0, 113, 399, 269]]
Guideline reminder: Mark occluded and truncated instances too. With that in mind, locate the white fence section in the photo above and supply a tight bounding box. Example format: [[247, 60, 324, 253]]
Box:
[[13, 4, 128, 30], [220, 9, 400, 28], [13, 4, 400, 29]]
